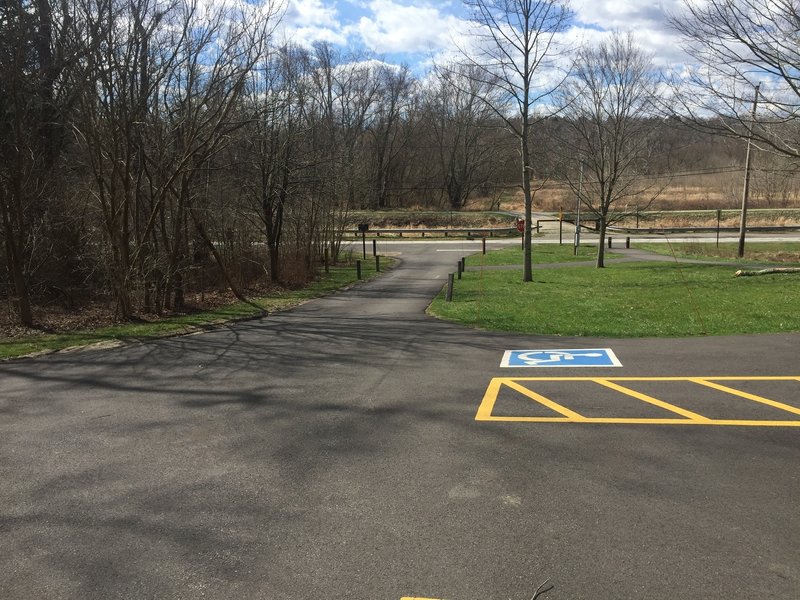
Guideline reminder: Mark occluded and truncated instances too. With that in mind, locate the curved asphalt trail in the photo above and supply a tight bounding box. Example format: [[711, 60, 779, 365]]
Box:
[[1, 241, 799, 599]]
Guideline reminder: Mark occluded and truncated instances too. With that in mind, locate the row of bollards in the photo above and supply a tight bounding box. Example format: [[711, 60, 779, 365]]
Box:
[[606, 237, 632, 249], [446, 256, 467, 302], [354, 240, 382, 281], [354, 255, 381, 280], [355, 239, 485, 298]]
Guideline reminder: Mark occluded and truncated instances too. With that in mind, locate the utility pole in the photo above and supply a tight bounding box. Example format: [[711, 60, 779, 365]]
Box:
[[574, 162, 583, 255], [738, 83, 760, 259]]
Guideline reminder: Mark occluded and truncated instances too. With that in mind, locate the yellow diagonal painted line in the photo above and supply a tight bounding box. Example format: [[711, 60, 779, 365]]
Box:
[[475, 377, 502, 420], [502, 379, 587, 421], [593, 379, 712, 422], [690, 378, 800, 417]]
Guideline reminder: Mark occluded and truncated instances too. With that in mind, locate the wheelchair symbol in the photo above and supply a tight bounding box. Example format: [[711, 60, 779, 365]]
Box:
[[516, 351, 604, 365]]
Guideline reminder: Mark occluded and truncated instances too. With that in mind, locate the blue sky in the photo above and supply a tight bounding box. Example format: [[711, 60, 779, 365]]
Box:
[[281, 0, 689, 69]]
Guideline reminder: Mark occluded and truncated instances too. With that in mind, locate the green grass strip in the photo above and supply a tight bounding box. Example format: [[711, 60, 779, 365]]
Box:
[[470, 244, 621, 266], [429, 261, 800, 337], [635, 242, 800, 265], [1, 260, 391, 360]]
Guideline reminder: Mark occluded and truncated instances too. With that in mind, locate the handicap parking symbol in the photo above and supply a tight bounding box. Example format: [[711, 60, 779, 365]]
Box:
[[501, 348, 622, 368]]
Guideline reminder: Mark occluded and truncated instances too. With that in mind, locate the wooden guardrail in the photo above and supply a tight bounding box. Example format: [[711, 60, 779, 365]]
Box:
[[351, 222, 800, 239], [609, 225, 800, 234], [348, 227, 519, 238], [542, 217, 800, 235], [537, 218, 600, 231]]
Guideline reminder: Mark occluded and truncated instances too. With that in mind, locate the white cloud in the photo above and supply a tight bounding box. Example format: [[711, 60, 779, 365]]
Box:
[[356, 0, 463, 54], [573, 0, 683, 30], [571, 0, 690, 66], [285, 0, 339, 27], [280, 0, 349, 47], [270, 0, 694, 75]]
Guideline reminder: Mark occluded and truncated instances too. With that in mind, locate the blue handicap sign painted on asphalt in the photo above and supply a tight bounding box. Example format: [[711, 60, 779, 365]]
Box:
[[501, 348, 622, 368]]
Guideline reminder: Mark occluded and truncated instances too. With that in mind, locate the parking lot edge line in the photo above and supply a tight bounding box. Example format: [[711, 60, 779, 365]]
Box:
[[504, 377, 800, 382], [507, 377, 707, 382], [593, 379, 712, 422], [563, 418, 800, 426], [690, 378, 800, 417], [473, 416, 800, 426], [481, 416, 574, 422], [502, 379, 588, 421], [693, 419, 800, 427], [705, 376, 800, 381]]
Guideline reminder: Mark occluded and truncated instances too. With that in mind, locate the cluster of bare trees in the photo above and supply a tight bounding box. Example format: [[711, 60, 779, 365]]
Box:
[[3, 0, 798, 325], [458, 0, 800, 268], [556, 33, 663, 267], [670, 0, 800, 159], [1, 0, 286, 324], [0, 0, 517, 325]]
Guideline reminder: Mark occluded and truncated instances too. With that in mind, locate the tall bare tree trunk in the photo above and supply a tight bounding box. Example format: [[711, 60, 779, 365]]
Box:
[[1, 195, 33, 326], [596, 214, 607, 268], [521, 122, 533, 282]]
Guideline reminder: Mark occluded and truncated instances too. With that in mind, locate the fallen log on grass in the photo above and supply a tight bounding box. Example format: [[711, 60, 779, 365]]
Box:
[[734, 267, 800, 277]]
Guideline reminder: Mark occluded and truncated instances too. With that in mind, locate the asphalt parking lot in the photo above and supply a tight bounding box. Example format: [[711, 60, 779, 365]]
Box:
[[1, 240, 798, 599]]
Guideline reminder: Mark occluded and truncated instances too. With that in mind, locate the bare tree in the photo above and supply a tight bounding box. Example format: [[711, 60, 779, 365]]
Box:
[[243, 43, 312, 284], [0, 0, 76, 325], [670, 0, 800, 158], [426, 63, 501, 209], [163, 1, 277, 306], [460, 0, 572, 282], [307, 44, 378, 261], [368, 64, 415, 209], [70, 0, 278, 317], [558, 32, 663, 267]]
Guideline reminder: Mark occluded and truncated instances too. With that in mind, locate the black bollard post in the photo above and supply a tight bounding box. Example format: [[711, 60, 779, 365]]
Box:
[[356, 260, 362, 280], [446, 273, 454, 302]]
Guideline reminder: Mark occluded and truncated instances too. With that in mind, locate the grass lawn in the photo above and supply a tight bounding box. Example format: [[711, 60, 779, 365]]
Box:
[[428, 261, 800, 337], [635, 242, 800, 265], [469, 243, 621, 266], [0, 260, 390, 360]]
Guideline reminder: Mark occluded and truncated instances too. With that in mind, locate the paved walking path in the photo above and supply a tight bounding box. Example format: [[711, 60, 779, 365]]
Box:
[[466, 245, 781, 271]]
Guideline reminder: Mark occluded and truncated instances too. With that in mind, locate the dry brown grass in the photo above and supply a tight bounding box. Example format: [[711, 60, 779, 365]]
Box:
[[471, 172, 800, 215], [617, 212, 800, 229]]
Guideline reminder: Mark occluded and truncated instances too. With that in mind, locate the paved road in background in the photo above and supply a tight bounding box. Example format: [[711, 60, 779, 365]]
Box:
[[2, 240, 799, 599]]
